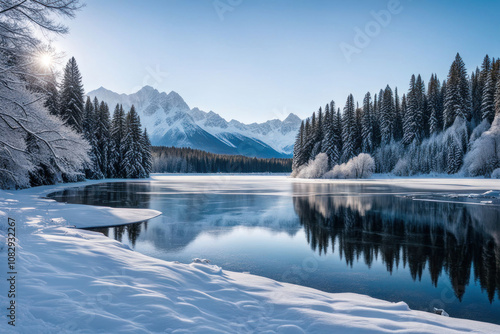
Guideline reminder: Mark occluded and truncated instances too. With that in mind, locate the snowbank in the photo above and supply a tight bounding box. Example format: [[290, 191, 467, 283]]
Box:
[[1, 179, 500, 333], [295, 153, 375, 179], [0, 178, 161, 229]]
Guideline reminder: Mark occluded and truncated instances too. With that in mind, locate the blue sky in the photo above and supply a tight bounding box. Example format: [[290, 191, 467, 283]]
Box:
[[53, 0, 500, 123]]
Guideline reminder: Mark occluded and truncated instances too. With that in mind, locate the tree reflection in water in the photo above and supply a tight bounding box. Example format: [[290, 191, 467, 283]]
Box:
[[292, 183, 500, 302]]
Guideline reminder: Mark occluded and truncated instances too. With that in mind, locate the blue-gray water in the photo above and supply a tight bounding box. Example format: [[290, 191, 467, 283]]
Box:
[[47, 176, 500, 325]]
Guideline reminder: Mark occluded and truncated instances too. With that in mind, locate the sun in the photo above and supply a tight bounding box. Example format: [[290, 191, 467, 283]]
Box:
[[38, 53, 53, 69]]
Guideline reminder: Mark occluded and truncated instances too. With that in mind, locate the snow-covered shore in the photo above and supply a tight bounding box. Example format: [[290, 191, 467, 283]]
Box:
[[1, 177, 500, 333]]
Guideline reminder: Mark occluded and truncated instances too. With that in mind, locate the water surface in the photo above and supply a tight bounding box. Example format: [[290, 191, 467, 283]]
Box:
[[47, 176, 500, 325]]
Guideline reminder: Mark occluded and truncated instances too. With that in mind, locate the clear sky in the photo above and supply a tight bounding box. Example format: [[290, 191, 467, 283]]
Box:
[[52, 0, 500, 123]]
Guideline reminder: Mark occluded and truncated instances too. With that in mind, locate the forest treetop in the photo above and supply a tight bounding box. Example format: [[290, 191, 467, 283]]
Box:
[[292, 53, 500, 178]]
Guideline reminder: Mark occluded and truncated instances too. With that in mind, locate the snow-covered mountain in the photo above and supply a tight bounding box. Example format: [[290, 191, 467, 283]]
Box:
[[87, 86, 301, 158]]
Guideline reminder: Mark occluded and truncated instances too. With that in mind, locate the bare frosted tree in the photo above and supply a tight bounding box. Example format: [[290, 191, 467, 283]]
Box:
[[0, 0, 87, 188]]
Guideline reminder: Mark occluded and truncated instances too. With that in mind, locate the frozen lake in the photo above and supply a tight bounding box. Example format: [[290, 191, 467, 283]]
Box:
[[47, 175, 500, 325]]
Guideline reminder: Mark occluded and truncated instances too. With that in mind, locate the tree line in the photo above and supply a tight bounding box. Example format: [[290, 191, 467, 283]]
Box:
[[49, 57, 153, 180], [293, 53, 500, 177], [152, 146, 292, 173]]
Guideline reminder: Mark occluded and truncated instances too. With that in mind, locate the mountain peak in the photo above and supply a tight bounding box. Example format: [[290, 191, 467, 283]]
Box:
[[140, 85, 155, 91], [87, 86, 301, 157], [90, 86, 113, 94], [283, 113, 301, 124]]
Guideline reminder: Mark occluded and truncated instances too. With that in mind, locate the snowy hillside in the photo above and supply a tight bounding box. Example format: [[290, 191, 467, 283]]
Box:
[[87, 86, 301, 158]]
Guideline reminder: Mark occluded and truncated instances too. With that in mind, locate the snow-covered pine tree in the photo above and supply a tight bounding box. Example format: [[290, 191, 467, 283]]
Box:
[[496, 77, 500, 117], [471, 68, 482, 125], [401, 93, 407, 137], [311, 107, 323, 157], [403, 75, 417, 145], [372, 93, 381, 148], [378, 89, 384, 114], [59, 57, 84, 132], [292, 121, 305, 172], [141, 128, 153, 177], [361, 92, 373, 153], [308, 111, 321, 158], [317, 107, 323, 143], [380, 85, 395, 144], [44, 72, 59, 116], [323, 102, 330, 140], [82, 97, 94, 137], [321, 104, 330, 153], [444, 53, 471, 128], [97, 101, 112, 178], [479, 55, 491, 93], [414, 75, 426, 141], [481, 66, 496, 123], [111, 104, 127, 178], [322, 103, 338, 168], [393, 87, 403, 141], [341, 94, 357, 162], [428, 74, 443, 135], [335, 107, 343, 158], [123, 105, 146, 178], [355, 103, 363, 153], [82, 97, 102, 179], [302, 119, 312, 163]]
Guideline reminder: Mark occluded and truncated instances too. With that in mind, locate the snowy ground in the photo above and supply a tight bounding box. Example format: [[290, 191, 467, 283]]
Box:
[[1, 176, 500, 333]]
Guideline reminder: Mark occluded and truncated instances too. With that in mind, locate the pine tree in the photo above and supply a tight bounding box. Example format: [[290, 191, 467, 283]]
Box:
[[142, 128, 153, 177], [316, 107, 323, 143], [97, 101, 111, 178], [302, 119, 311, 162], [123, 105, 146, 178], [496, 78, 500, 117], [393, 87, 403, 141], [481, 67, 496, 123], [479, 55, 492, 90], [59, 57, 84, 132], [335, 107, 343, 157], [372, 93, 381, 148], [44, 72, 59, 116], [444, 53, 471, 128], [322, 102, 330, 147], [341, 94, 357, 162], [111, 104, 127, 178], [82, 97, 102, 179], [428, 74, 443, 135], [355, 103, 363, 154], [311, 107, 323, 156], [471, 68, 482, 125], [403, 75, 417, 145], [361, 92, 374, 153], [321, 103, 334, 167], [292, 121, 305, 171], [380, 85, 395, 144], [414, 75, 426, 140], [401, 93, 407, 135]]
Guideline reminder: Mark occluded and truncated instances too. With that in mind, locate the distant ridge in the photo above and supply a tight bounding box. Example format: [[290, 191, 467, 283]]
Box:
[[87, 86, 301, 158]]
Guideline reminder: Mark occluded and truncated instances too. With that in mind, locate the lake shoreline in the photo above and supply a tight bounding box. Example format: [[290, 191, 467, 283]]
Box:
[[1, 175, 500, 332]]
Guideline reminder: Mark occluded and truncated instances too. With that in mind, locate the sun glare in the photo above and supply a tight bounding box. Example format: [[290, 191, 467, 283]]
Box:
[[38, 53, 53, 68]]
